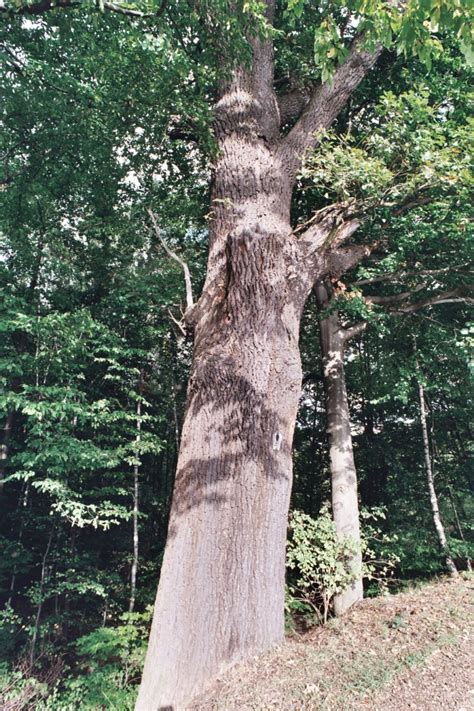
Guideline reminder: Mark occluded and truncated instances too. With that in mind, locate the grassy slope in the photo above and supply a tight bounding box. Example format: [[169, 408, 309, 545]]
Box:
[[192, 578, 473, 710]]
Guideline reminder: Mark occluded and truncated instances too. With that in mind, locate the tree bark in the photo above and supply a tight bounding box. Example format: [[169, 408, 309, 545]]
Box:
[[137, 9, 380, 707], [417, 380, 458, 578], [137, 79, 305, 711], [315, 283, 363, 616]]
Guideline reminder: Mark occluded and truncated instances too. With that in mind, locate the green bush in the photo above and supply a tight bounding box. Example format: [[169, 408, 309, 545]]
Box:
[[0, 608, 152, 711], [286, 506, 359, 625], [0, 605, 25, 661], [286, 505, 398, 625], [0, 660, 51, 710]]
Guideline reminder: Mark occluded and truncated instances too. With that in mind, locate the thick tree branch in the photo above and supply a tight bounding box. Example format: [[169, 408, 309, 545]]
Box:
[[365, 284, 426, 305], [334, 287, 472, 349], [297, 201, 359, 254], [280, 35, 382, 178], [391, 194, 432, 216], [296, 201, 384, 290], [362, 287, 473, 315], [327, 241, 380, 280], [353, 264, 471, 287], [342, 321, 367, 343], [297, 182, 435, 267]]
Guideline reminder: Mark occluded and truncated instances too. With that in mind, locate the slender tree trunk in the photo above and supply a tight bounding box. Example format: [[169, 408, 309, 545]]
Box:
[[7, 481, 30, 606], [315, 283, 363, 616], [129, 395, 142, 614], [417, 380, 458, 578], [30, 526, 54, 666], [432, 429, 472, 572], [0, 410, 13, 491]]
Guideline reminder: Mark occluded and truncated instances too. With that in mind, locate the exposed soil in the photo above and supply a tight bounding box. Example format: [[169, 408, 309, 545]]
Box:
[[191, 577, 473, 710]]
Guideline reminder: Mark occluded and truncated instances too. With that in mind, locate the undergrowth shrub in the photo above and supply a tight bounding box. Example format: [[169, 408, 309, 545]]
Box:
[[286, 506, 357, 625], [0, 608, 152, 711], [286, 505, 398, 627]]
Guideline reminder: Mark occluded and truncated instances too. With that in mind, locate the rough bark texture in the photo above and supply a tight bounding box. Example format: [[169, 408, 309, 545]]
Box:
[[315, 283, 363, 616], [137, 10, 380, 708], [137, 55, 306, 711]]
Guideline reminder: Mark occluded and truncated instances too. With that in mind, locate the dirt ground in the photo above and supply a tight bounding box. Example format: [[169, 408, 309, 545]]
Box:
[[191, 578, 473, 711]]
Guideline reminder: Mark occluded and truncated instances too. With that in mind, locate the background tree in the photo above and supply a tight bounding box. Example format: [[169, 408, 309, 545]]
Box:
[[298, 62, 472, 613]]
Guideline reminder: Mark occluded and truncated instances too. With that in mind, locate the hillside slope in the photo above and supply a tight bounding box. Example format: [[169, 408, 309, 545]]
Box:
[[192, 578, 473, 710]]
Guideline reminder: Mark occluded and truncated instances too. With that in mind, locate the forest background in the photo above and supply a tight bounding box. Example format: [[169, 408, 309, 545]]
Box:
[[0, 0, 473, 708]]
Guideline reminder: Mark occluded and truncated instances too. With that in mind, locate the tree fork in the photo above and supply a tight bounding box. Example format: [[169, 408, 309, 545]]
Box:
[[137, 5, 380, 705], [136, 85, 306, 711]]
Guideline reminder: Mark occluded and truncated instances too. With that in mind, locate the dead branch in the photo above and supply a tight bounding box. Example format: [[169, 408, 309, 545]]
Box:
[[147, 209, 194, 312]]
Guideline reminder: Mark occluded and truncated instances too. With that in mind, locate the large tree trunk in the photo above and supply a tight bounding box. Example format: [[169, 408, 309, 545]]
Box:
[[137, 311, 302, 708], [315, 283, 363, 616], [137, 10, 380, 707], [137, 63, 306, 711]]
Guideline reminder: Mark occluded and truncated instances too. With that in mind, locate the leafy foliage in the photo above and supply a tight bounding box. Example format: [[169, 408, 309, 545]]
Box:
[[286, 506, 397, 625], [287, 506, 360, 624], [0, 0, 472, 704], [284, 0, 473, 82], [0, 609, 151, 710], [301, 87, 472, 208]]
